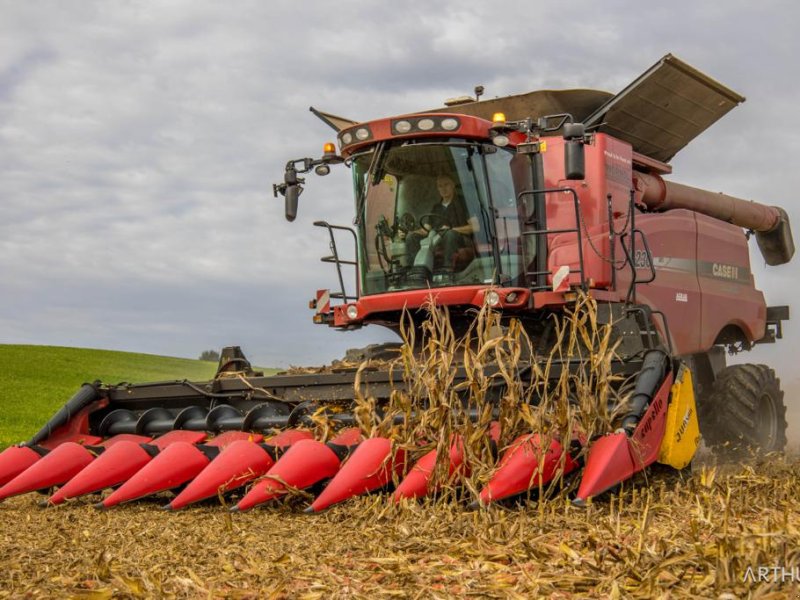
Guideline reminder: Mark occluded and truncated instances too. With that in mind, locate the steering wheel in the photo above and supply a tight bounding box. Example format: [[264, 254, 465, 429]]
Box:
[[418, 213, 448, 232]]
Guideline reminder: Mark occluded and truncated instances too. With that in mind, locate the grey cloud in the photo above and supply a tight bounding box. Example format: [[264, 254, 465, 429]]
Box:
[[0, 0, 798, 376]]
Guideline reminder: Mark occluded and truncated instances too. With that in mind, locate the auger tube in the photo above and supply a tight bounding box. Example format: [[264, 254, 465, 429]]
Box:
[[26, 383, 100, 446], [619, 350, 669, 433], [634, 172, 794, 265]]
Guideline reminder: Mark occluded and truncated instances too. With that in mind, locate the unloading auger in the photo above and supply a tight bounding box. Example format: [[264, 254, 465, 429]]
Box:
[[0, 54, 793, 512]]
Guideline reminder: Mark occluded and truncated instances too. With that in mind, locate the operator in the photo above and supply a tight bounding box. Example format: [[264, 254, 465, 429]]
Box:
[[404, 174, 480, 267]]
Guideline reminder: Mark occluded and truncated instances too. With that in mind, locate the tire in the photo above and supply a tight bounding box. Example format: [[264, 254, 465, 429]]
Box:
[[697, 364, 787, 457]]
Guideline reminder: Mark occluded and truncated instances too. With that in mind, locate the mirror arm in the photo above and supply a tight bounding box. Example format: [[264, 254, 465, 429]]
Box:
[[273, 152, 345, 221]]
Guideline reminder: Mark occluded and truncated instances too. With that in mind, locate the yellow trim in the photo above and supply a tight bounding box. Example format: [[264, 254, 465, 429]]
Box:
[[658, 364, 700, 469]]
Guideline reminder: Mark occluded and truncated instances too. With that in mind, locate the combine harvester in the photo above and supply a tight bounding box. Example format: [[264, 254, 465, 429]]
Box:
[[0, 54, 793, 511]]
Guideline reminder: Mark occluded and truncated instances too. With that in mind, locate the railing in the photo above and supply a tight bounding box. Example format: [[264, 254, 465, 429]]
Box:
[[618, 190, 656, 304], [313, 221, 359, 303], [625, 305, 673, 353], [517, 187, 587, 292]]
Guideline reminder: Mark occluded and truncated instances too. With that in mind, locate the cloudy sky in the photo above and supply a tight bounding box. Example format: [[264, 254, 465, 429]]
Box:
[[1, 1, 799, 375]]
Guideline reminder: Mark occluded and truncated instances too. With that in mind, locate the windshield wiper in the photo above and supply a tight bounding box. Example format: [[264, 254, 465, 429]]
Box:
[[477, 150, 504, 285], [354, 142, 386, 226], [370, 142, 389, 187]]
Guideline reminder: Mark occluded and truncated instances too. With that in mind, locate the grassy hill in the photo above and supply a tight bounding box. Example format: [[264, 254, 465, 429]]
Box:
[[0, 345, 244, 448]]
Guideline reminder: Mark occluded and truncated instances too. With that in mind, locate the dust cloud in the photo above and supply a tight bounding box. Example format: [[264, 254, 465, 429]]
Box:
[[783, 379, 800, 452]]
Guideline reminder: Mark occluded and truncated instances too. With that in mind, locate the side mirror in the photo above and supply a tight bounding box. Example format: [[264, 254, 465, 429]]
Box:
[[563, 122, 586, 180], [275, 151, 340, 222], [285, 184, 301, 222], [281, 165, 303, 222]]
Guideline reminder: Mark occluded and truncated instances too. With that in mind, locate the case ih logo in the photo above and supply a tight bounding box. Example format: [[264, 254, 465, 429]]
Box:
[[712, 263, 740, 280], [695, 260, 749, 284]]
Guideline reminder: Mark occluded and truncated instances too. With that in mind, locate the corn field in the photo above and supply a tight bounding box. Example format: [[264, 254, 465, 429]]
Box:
[[1, 299, 798, 598]]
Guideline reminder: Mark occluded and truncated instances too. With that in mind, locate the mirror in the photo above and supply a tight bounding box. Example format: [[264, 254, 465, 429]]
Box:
[[563, 122, 586, 180], [285, 185, 301, 221], [564, 141, 585, 180]]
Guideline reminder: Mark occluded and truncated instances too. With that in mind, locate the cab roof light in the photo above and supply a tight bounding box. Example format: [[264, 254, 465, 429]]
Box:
[[339, 126, 372, 148], [440, 117, 459, 131], [492, 112, 507, 124], [391, 116, 461, 136], [395, 120, 412, 133]]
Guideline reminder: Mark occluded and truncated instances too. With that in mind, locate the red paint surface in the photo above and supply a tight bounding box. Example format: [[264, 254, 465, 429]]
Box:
[[575, 373, 672, 502], [479, 434, 579, 504], [101, 442, 211, 508], [393, 435, 467, 501], [48, 441, 153, 505], [236, 439, 342, 511], [309, 437, 407, 512], [0, 446, 43, 487], [169, 441, 275, 510], [0, 443, 95, 500], [151, 430, 207, 450]]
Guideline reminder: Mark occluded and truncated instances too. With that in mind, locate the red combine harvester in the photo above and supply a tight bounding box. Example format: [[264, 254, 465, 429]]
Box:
[[0, 55, 793, 511]]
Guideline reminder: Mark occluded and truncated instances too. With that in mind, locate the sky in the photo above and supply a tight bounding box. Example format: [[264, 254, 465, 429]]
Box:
[[1, 1, 799, 378]]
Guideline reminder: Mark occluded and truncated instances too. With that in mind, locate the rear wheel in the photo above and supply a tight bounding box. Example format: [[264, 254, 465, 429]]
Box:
[[698, 364, 787, 457]]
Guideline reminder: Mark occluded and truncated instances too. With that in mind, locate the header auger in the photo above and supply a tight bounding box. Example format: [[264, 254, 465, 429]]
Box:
[[1, 54, 793, 513]]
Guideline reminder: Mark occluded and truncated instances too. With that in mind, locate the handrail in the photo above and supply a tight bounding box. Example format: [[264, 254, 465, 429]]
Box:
[[517, 187, 587, 292], [313, 221, 359, 302]]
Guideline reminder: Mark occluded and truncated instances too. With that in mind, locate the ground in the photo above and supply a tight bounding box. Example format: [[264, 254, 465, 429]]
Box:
[[1, 456, 798, 599]]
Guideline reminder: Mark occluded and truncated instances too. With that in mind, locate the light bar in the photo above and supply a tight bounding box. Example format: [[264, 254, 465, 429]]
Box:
[[390, 116, 461, 136]]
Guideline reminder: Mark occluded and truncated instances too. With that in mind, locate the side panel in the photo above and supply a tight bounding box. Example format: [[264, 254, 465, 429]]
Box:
[[541, 133, 632, 289], [694, 214, 766, 347], [622, 210, 702, 354]]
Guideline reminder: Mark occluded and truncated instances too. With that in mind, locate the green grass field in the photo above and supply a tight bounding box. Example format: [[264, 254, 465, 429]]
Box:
[[0, 345, 252, 448]]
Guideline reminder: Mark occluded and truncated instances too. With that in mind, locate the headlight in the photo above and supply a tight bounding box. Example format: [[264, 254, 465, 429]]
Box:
[[395, 120, 412, 133], [346, 304, 359, 319], [441, 118, 459, 131], [341, 132, 353, 145], [485, 290, 500, 307], [492, 134, 510, 147], [417, 118, 435, 131], [355, 128, 370, 141]]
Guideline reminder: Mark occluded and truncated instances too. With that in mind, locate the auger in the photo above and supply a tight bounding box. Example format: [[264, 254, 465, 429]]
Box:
[[1, 54, 792, 512]]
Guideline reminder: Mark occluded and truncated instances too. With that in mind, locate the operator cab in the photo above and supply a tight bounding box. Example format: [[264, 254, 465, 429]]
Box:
[[353, 139, 529, 295]]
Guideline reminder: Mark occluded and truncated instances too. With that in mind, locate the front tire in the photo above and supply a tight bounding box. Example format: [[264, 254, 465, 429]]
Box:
[[697, 364, 787, 457]]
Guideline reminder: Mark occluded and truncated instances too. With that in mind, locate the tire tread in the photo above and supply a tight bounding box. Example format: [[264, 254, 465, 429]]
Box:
[[697, 363, 787, 457]]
